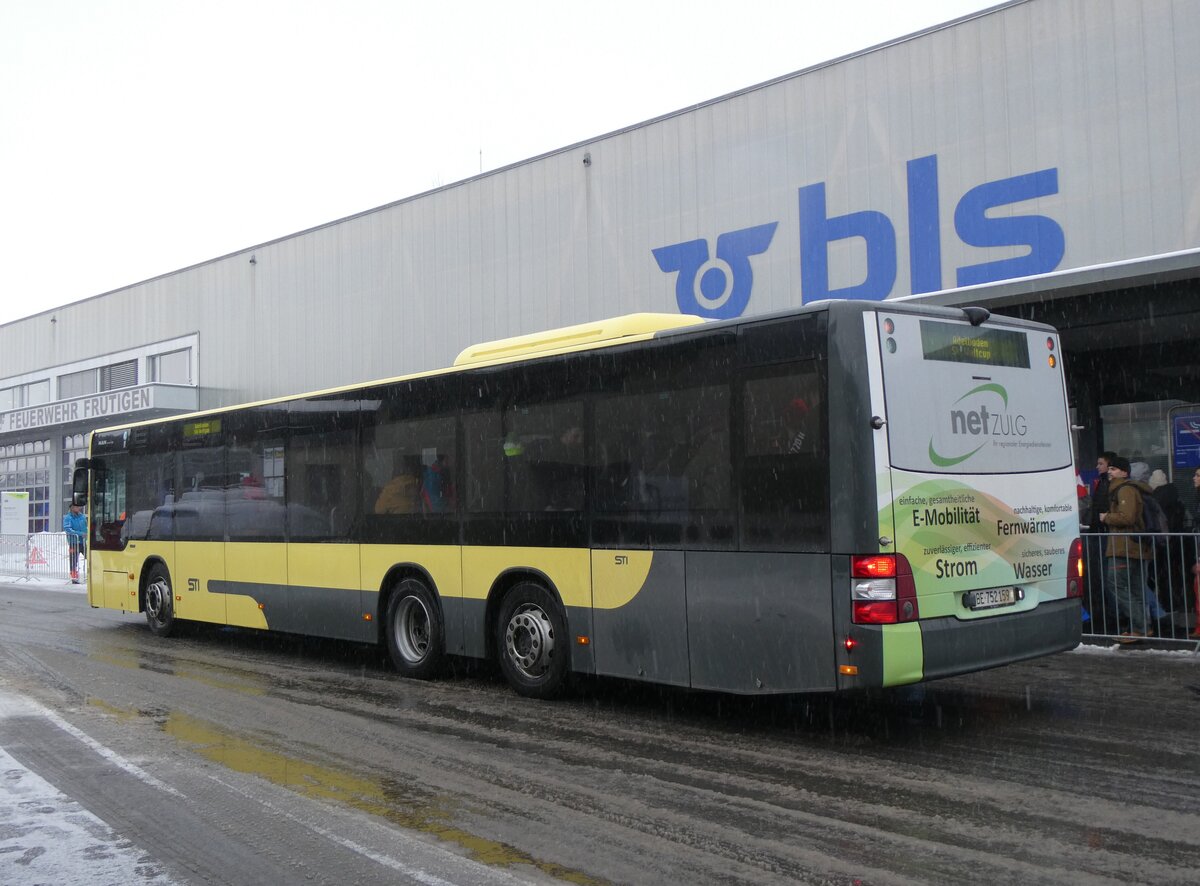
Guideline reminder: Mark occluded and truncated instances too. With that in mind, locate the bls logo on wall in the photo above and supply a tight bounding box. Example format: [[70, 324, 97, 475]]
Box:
[[652, 222, 778, 320], [653, 154, 1065, 319]]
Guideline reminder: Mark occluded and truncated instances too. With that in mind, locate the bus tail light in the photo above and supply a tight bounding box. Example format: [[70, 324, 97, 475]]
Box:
[[851, 554, 918, 624], [1066, 537, 1084, 598]]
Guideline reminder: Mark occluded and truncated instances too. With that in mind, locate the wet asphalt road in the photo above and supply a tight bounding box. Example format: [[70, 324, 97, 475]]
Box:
[[0, 582, 1198, 886]]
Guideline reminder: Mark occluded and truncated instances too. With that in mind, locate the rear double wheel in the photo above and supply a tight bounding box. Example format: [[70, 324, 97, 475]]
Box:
[[385, 578, 444, 680], [496, 582, 570, 699]]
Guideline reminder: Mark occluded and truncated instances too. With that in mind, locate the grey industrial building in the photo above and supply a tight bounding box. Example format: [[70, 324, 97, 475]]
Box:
[[1, 0, 1198, 533]]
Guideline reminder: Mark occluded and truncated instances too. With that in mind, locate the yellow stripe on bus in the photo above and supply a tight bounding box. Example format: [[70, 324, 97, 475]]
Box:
[[591, 550, 653, 610]]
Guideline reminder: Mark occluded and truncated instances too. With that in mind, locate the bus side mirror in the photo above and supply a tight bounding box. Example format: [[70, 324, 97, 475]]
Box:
[[72, 467, 88, 506]]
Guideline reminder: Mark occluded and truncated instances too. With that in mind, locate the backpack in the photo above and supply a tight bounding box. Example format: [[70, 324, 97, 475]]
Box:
[[1125, 485, 1169, 535]]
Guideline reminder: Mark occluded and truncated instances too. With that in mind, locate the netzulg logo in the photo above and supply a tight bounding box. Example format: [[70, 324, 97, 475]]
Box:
[[930, 383, 1027, 467], [652, 222, 777, 319]]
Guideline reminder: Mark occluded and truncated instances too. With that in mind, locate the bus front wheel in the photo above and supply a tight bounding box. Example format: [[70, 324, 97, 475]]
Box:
[[496, 582, 570, 699], [385, 578, 444, 680], [144, 564, 176, 638]]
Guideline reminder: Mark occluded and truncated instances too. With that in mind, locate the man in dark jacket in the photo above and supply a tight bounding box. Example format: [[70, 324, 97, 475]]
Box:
[[1098, 456, 1154, 641], [1089, 451, 1117, 531]]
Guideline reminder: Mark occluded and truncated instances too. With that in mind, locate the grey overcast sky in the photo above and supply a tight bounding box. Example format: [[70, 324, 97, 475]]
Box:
[[0, 0, 998, 326]]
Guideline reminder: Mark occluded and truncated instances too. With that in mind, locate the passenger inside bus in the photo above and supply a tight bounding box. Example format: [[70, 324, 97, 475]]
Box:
[[374, 454, 423, 514]]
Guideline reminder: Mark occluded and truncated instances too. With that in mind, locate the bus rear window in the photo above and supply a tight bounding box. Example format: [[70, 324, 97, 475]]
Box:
[[879, 313, 1071, 475]]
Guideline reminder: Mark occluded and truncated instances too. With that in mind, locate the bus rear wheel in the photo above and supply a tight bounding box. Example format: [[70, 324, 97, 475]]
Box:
[[385, 578, 444, 680], [496, 582, 570, 699], [144, 564, 176, 637]]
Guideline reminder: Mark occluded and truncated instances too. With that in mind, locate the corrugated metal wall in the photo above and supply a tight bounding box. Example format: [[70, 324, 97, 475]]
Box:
[[1, 0, 1196, 410]]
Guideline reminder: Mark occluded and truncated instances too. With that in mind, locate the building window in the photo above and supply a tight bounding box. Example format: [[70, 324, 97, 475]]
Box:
[[62, 433, 87, 512], [0, 440, 51, 533], [149, 348, 191, 384], [0, 381, 51, 411], [59, 369, 99, 400], [25, 381, 50, 406], [100, 360, 137, 391]]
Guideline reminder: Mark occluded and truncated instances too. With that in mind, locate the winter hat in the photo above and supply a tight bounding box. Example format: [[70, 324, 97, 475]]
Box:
[[1109, 455, 1131, 475], [1149, 469, 1169, 490], [1130, 461, 1150, 483]]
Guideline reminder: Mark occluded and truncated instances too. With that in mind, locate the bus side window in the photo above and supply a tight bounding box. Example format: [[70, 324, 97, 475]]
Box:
[[287, 396, 360, 542], [741, 364, 828, 552]]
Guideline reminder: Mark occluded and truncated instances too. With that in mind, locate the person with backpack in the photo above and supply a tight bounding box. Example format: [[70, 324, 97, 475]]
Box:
[[1098, 456, 1155, 642]]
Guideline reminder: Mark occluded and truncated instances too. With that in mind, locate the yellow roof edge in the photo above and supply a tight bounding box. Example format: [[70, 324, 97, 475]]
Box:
[[453, 313, 705, 367], [88, 313, 707, 439]]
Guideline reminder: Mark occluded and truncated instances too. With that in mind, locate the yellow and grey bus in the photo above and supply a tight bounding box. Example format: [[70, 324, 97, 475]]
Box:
[[75, 301, 1083, 698]]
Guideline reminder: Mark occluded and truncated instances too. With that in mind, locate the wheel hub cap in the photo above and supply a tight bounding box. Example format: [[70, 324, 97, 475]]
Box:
[[505, 605, 554, 676]]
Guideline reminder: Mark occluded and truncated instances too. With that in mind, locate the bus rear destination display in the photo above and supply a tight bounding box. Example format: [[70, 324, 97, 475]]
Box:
[[919, 320, 1030, 368]]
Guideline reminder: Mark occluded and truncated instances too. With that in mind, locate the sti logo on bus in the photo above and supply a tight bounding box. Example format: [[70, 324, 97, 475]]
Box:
[[929, 383, 1027, 467], [652, 222, 777, 319]]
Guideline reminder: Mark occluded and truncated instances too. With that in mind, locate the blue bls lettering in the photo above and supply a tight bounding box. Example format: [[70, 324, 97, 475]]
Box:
[[798, 183, 897, 301], [652, 222, 777, 319], [798, 154, 1064, 300], [953, 167, 1065, 286]]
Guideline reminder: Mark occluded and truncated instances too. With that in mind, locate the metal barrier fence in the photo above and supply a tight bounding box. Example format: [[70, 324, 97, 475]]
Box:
[[0, 533, 85, 582], [1082, 531, 1200, 644]]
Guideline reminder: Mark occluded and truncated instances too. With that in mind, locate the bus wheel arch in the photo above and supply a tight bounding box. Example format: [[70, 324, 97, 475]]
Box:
[[490, 573, 570, 699], [380, 567, 444, 680], [141, 559, 177, 638]]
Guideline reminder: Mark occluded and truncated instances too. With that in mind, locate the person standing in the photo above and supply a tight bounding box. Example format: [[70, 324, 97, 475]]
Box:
[[1089, 451, 1118, 531], [62, 501, 87, 584], [1147, 469, 1186, 622], [1098, 456, 1154, 641], [1191, 467, 1200, 638], [1082, 451, 1119, 631]]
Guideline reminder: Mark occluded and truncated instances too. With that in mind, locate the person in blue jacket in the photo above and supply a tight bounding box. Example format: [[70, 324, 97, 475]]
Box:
[[62, 502, 87, 584]]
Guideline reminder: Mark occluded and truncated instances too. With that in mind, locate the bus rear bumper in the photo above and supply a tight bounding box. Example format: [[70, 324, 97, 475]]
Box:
[[920, 597, 1082, 682]]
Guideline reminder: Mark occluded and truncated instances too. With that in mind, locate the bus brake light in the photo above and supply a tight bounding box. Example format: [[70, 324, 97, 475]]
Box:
[[851, 555, 896, 578], [1066, 537, 1084, 598], [851, 554, 918, 624]]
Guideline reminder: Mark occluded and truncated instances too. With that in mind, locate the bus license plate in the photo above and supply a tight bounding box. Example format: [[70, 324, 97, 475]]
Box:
[[966, 587, 1016, 611]]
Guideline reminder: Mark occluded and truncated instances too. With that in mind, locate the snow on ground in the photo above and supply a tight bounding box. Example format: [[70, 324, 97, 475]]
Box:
[[0, 575, 1191, 884], [0, 574, 87, 594], [1072, 640, 1200, 659], [0, 692, 180, 885]]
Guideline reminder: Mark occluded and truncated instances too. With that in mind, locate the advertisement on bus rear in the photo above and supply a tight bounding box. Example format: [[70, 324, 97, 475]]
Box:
[[873, 312, 1078, 609], [879, 468, 1078, 606]]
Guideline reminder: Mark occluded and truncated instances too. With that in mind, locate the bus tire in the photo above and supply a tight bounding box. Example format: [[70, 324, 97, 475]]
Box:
[[144, 564, 176, 638], [496, 582, 570, 699], [385, 578, 444, 680]]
